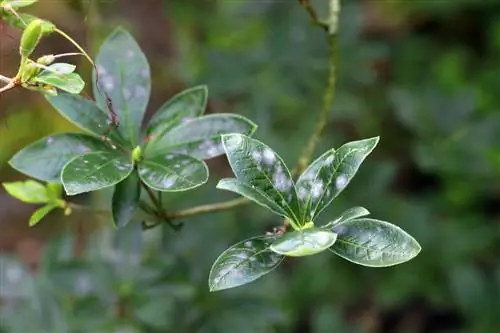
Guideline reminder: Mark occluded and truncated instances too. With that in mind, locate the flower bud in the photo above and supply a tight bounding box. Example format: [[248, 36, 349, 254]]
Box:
[[19, 18, 43, 58]]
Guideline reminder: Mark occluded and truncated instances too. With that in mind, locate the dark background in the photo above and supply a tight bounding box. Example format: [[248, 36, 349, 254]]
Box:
[[1, 0, 500, 332]]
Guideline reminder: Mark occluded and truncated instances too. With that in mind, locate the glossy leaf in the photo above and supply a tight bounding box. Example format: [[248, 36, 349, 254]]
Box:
[[221, 134, 300, 223], [93, 28, 151, 145], [2, 180, 48, 204], [209, 235, 284, 292], [29, 204, 57, 226], [138, 154, 208, 192], [9, 133, 110, 182], [46, 93, 123, 142], [325, 206, 370, 227], [47, 63, 76, 74], [112, 171, 141, 228], [146, 85, 207, 137], [146, 114, 257, 160], [296, 137, 379, 221], [62, 151, 133, 195], [216, 178, 288, 217], [329, 218, 421, 267], [33, 71, 85, 94], [270, 229, 338, 257]]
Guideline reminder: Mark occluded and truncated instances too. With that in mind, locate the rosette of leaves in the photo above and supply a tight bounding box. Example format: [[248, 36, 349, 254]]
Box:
[[209, 134, 421, 291], [8, 28, 256, 228]]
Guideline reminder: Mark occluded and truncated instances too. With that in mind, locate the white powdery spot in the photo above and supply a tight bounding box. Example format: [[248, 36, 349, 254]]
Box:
[[165, 154, 175, 160], [251, 150, 262, 164], [97, 65, 107, 76], [335, 174, 348, 189], [102, 75, 114, 91], [324, 155, 334, 166], [262, 148, 276, 165], [227, 135, 243, 146], [311, 181, 324, 199], [163, 176, 176, 189], [122, 88, 131, 100], [126, 50, 135, 59], [135, 85, 148, 97], [46, 137, 54, 145], [273, 170, 292, 192], [5, 264, 23, 282], [141, 69, 149, 78], [199, 139, 220, 157], [181, 117, 194, 124], [297, 186, 309, 201]]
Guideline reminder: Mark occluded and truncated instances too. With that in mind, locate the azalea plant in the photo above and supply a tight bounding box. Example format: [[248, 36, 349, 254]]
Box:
[[1, 0, 420, 293]]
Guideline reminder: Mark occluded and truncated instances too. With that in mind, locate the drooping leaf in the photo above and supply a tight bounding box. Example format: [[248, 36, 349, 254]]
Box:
[[146, 85, 207, 137], [46, 93, 123, 143], [209, 235, 284, 292], [270, 229, 338, 257], [324, 206, 370, 228], [296, 137, 379, 221], [93, 28, 151, 145], [221, 134, 301, 223], [216, 178, 288, 217], [33, 71, 85, 94], [112, 171, 141, 228], [138, 154, 208, 192], [61, 151, 133, 195], [9, 133, 110, 182], [2, 180, 48, 204], [329, 218, 421, 267], [29, 204, 58, 226], [145, 114, 257, 160]]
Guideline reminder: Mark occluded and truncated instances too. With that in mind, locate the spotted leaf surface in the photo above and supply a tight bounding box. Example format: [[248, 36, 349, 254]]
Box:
[[9, 133, 111, 182], [138, 154, 208, 192], [329, 218, 421, 267], [93, 28, 151, 145], [146, 114, 257, 160], [216, 178, 288, 217], [324, 206, 370, 228], [270, 229, 337, 257], [146, 86, 207, 138], [222, 134, 301, 223], [296, 137, 379, 221], [62, 151, 134, 196], [209, 235, 284, 292]]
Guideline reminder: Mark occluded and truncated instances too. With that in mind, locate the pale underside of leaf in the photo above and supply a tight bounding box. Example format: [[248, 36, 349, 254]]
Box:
[[270, 229, 338, 257]]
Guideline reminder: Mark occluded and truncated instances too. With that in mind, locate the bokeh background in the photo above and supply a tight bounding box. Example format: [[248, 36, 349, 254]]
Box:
[[1, 0, 500, 332]]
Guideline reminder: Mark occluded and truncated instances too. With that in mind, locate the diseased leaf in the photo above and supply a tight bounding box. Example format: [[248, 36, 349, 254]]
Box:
[[270, 229, 337, 257], [9, 133, 110, 182], [324, 206, 370, 227], [216, 178, 288, 217], [29, 204, 57, 226], [138, 154, 208, 192], [296, 137, 379, 221], [221, 134, 301, 223], [112, 171, 141, 228], [62, 151, 133, 196], [93, 28, 151, 145], [329, 218, 421, 267], [34, 71, 85, 94], [145, 114, 257, 160], [2, 180, 48, 204], [146, 85, 207, 137], [209, 235, 284, 292]]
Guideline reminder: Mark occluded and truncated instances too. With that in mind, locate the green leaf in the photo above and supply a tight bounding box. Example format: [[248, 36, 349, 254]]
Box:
[[9, 133, 111, 182], [46, 93, 123, 143], [296, 137, 379, 221], [209, 235, 284, 292], [112, 171, 141, 228], [29, 204, 57, 226], [46, 183, 63, 202], [145, 114, 257, 160], [93, 27, 151, 145], [270, 229, 338, 257], [221, 134, 301, 223], [146, 85, 207, 137], [325, 206, 370, 227], [47, 63, 76, 74], [3, 0, 37, 8], [329, 218, 421, 267], [2, 180, 48, 204], [216, 178, 288, 217], [33, 71, 85, 94], [138, 154, 208, 192], [62, 151, 133, 195]]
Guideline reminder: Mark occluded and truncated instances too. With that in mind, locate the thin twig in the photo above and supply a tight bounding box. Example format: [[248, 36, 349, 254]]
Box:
[[0, 80, 16, 93], [0, 75, 11, 84], [298, 0, 328, 30], [164, 197, 248, 219]]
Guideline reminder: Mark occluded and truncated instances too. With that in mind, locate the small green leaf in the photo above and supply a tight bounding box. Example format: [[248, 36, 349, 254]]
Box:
[[46, 182, 63, 202], [3, 180, 48, 204], [46, 93, 123, 143], [93, 27, 151, 145], [329, 218, 421, 267], [138, 154, 208, 192], [47, 63, 76, 74], [209, 235, 284, 292], [145, 114, 257, 160], [296, 137, 379, 221], [29, 204, 57, 226], [325, 206, 370, 227], [270, 229, 337, 257], [3, 0, 38, 8], [146, 85, 207, 137], [221, 134, 301, 223], [112, 171, 141, 228], [62, 151, 133, 195], [33, 71, 85, 94], [216, 178, 288, 217], [9, 133, 111, 182]]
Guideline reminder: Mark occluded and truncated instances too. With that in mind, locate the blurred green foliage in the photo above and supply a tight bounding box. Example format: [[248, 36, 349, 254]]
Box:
[[1, 0, 500, 332]]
